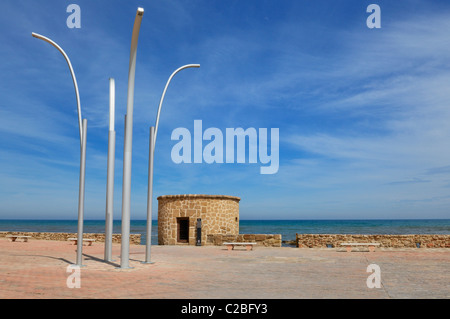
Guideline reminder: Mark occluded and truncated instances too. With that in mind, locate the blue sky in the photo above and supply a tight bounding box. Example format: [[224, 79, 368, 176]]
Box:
[[1, 0, 450, 220]]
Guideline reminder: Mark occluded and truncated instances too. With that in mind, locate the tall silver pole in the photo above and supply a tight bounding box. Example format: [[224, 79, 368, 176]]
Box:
[[120, 7, 144, 269], [143, 126, 155, 264], [31, 32, 86, 266], [76, 119, 87, 266], [105, 78, 115, 261]]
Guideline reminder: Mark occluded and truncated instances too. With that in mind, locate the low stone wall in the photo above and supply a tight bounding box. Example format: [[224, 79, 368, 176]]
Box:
[[0, 231, 141, 245], [296, 234, 450, 248], [207, 234, 282, 247]]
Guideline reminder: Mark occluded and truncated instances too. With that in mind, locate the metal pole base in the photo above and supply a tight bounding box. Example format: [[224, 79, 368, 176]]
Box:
[[116, 266, 134, 270], [116, 255, 134, 269], [141, 261, 155, 265]]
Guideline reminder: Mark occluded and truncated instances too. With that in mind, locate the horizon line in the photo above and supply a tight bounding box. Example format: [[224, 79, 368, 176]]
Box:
[[0, 218, 449, 221]]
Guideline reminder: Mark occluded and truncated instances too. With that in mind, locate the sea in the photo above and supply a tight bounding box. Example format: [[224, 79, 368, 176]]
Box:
[[1, 219, 449, 247]]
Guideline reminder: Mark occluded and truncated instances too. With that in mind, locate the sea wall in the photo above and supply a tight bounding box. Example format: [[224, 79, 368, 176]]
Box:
[[0, 231, 141, 245], [296, 234, 450, 248], [207, 234, 282, 247]]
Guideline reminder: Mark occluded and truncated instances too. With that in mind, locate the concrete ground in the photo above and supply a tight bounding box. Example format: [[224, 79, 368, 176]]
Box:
[[0, 239, 448, 299]]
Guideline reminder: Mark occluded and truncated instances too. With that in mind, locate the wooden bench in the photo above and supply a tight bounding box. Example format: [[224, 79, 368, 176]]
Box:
[[340, 242, 380, 252], [68, 238, 95, 246], [223, 242, 257, 251], [6, 235, 31, 242]]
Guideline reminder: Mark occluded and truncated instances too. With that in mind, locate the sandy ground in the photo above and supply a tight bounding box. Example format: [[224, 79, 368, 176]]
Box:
[[0, 238, 449, 299]]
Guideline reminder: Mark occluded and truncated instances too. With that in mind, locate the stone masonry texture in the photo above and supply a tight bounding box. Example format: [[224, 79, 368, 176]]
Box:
[[296, 234, 450, 248], [157, 194, 241, 245], [207, 234, 282, 247], [0, 231, 141, 245]]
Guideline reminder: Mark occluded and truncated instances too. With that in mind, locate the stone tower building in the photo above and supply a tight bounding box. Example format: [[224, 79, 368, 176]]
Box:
[[157, 194, 240, 245]]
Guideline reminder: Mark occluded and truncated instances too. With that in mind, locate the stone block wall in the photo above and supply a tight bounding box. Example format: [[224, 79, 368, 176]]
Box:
[[296, 234, 450, 248], [158, 194, 240, 245], [0, 231, 141, 245], [206, 234, 282, 247]]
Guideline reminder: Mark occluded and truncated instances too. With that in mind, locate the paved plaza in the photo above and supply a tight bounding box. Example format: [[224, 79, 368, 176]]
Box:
[[0, 239, 448, 299]]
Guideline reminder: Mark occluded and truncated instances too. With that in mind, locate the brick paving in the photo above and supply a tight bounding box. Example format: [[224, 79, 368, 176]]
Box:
[[0, 239, 448, 299]]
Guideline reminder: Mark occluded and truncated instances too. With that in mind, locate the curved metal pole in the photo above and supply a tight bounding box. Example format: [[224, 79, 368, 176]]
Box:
[[32, 32, 86, 267], [121, 7, 144, 269], [31, 32, 83, 144], [153, 64, 200, 145], [143, 64, 200, 263]]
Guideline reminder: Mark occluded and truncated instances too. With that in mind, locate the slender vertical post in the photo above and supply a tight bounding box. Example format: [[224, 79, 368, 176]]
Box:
[[143, 126, 155, 264], [105, 78, 115, 262], [76, 119, 87, 266], [121, 7, 144, 269]]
